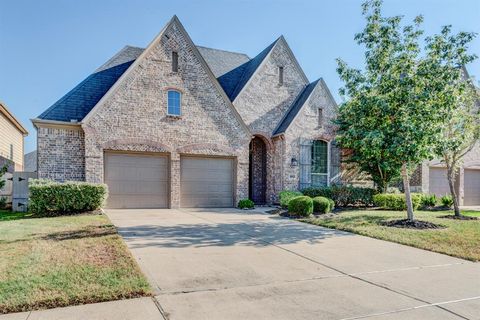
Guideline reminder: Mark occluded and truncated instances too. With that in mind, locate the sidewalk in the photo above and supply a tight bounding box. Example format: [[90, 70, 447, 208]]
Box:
[[0, 298, 164, 320]]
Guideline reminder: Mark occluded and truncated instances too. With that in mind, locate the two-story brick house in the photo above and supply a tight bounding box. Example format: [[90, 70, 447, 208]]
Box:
[[33, 16, 339, 209]]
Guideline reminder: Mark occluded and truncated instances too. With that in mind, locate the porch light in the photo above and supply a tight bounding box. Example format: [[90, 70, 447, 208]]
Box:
[[291, 157, 298, 167]]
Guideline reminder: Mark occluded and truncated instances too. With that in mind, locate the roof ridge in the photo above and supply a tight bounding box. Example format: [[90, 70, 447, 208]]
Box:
[[196, 45, 249, 58]]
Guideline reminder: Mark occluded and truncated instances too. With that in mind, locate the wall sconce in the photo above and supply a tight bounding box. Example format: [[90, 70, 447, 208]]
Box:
[[291, 157, 298, 167]]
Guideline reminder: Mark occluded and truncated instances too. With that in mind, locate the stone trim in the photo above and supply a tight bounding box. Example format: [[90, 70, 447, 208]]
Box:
[[102, 139, 173, 153], [176, 143, 235, 155]]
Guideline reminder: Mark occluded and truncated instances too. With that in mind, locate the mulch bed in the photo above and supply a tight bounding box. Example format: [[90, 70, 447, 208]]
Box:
[[381, 219, 445, 229], [439, 215, 478, 221]]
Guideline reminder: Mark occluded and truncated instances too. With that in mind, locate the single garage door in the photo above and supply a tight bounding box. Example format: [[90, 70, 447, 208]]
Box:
[[464, 169, 480, 205], [429, 167, 459, 198], [104, 153, 169, 209], [181, 157, 234, 207]]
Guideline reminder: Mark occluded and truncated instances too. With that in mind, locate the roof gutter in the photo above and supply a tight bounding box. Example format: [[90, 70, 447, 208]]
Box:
[[31, 118, 82, 129]]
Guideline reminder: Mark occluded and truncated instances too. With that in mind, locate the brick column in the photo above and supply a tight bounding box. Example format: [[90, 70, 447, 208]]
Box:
[[170, 152, 181, 208]]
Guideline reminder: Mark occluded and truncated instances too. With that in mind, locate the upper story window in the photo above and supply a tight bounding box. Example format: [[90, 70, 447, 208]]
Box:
[[9, 144, 13, 160], [172, 51, 178, 72], [278, 66, 284, 85], [167, 90, 181, 116]]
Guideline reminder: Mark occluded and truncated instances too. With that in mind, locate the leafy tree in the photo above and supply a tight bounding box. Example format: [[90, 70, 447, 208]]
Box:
[[425, 27, 478, 217], [336, 0, 449, 221]]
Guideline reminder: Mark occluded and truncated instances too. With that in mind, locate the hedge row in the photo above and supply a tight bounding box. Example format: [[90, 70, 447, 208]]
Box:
[[302, 185, 377, 207], [372, 193, 424, 210], [29, 179, 108, 216]]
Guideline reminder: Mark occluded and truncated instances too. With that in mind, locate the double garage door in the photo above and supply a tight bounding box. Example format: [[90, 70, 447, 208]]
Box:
[[104, 153, 233, 209], [428, 167, 480, 205]]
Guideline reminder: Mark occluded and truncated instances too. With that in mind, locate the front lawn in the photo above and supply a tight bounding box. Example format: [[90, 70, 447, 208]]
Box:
[[0, 210, 151, 314], [302, 210, 480, 261]]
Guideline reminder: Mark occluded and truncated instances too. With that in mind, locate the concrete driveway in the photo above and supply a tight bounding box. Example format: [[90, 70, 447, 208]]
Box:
[[107, 208, 480, 320]]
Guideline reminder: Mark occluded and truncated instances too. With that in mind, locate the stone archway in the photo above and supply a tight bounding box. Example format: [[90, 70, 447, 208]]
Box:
[[249, 136, 267, 204]]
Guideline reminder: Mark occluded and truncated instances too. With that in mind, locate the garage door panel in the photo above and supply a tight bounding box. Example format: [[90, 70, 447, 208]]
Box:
[[464, 169, 480, 205], [181, 157, 234, 208], [105, 153, 169, 209]]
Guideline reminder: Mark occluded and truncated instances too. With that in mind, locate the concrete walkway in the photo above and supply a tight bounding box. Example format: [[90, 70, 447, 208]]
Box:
[[3, 208, 479, 319]]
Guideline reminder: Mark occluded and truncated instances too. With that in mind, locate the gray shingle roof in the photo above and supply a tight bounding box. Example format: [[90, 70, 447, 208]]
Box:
[[273, 79, 320, 135], [196, 46, 250, 78], [38, 46, 140, 122], [38, 45, 255, 122]]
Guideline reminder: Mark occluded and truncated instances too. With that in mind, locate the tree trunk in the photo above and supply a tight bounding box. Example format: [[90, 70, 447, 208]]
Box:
[[402, 162, 415, 221], [446, 164, 461, 217]]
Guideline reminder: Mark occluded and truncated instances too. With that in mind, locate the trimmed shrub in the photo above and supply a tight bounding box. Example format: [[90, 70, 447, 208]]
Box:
[[288, 196, 313, 217], [279, 190, 303, 208], [238, 199, 254, 209], [373, 193, 423, 210], [328, 198, 335, 211], [421, 194, 437, 208], [441, 195, 454, 208], [312, 196, 333, 214], [0, 196, 6, 210], [29, 179, 108, 216], [302, 185, 376, 207]]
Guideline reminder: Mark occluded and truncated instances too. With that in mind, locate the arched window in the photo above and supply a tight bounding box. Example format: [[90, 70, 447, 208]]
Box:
[[167, 90, 181, 116], [311, 140, 328, 186]]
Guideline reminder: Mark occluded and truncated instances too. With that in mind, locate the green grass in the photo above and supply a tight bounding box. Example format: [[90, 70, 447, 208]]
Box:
[[0, 210, 151, 314], [302, 209, 480, 262]]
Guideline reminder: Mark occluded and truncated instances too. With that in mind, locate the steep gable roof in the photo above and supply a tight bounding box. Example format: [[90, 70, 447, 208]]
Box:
[[273, 78, 338, 136], [36, 42, 252, 123], [218, 39, 277, 101], [81, 16, 251, 135], [37, 46, 139, 122], [273, 80, 319, 135]]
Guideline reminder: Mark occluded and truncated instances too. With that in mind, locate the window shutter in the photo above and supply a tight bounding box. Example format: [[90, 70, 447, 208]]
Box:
[[330, 140, 341, 184], [299, 140, 312, 189]]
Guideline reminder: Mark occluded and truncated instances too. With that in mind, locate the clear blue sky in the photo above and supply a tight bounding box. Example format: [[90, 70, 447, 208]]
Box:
[[1, 0, 479, 153]]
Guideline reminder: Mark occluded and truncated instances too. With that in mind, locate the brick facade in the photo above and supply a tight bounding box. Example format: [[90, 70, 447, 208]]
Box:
[[37, 126, 85, 181], [80, 19, 251, 208], [35, 17, 343, 207], [282, 80, 339, 192]]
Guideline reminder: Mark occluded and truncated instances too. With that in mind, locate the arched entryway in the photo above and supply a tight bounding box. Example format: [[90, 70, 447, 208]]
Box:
[[249, 136, 267, 204]]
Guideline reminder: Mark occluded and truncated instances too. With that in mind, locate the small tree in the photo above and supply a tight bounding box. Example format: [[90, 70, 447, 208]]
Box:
[[0, 163, 8, 191], [425, 27, 478, 216], [336, 0, 448, 222]]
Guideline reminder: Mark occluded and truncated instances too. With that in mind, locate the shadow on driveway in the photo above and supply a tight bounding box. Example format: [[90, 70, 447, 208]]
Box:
[[117, 216, 352, 249]]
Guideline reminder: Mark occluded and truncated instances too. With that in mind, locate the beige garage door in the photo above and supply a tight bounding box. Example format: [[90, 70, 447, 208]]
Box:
[[464, 169, 480, 205], [104, 153, 169, 209], [181, 157, 234, 207], [429, 167, 459, 198]]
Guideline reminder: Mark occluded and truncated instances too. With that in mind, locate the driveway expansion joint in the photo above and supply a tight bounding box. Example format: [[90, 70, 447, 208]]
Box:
[[181, 209, 475, 320]]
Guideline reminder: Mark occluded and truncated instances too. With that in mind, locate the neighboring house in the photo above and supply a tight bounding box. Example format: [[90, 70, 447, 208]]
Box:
[[24, 150, 37, 172], [0, 102, 28, 202], [410, 69, 480, 206], [0, 102, 28, 171], [32, 16, 339, 209]]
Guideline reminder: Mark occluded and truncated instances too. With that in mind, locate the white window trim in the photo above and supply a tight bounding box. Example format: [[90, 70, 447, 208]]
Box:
[[167, 90, 182, 116]]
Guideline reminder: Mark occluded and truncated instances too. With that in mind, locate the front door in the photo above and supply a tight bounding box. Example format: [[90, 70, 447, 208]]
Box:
[[249, 137, 267, 204]]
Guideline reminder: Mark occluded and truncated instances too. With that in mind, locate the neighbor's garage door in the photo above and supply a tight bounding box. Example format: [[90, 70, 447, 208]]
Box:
[[429, 167, 460, 199], [464, 169, 480, 205], [104, 153, 169, 209], [180, 157, 234, 207]]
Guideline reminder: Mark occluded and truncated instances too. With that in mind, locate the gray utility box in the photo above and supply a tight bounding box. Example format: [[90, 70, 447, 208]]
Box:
[[12, 172, 37, 212]]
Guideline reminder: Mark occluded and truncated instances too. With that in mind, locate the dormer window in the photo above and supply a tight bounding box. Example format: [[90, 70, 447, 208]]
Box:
[[172, 51, 178, 72], [167, 90, 181, 116], [278, 66, 284, 85]]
